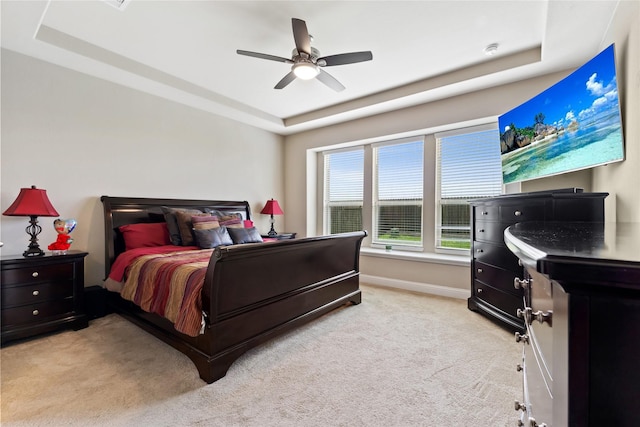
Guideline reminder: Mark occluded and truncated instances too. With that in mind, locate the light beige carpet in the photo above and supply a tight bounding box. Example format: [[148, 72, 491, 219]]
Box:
[[1, 284, 521, 426]]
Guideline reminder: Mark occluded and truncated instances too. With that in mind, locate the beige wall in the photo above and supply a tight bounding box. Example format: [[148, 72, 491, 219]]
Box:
[[284, 3, 640, 292], [2, 1, 637, 294], [1, 49, 284, 286], [592, 0, 640, 222]]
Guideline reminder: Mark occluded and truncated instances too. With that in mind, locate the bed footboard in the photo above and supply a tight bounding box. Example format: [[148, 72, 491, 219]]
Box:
[[194, 231, 366, 382]]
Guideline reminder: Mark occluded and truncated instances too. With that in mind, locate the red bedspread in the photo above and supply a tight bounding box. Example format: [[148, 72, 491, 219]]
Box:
[[116, 248, 213, 337]]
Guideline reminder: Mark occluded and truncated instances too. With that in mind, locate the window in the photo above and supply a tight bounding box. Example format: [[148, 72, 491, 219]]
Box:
[[323, 149, 364, 234], [373, 139, 424, 248], [435, 126, 502, 251]]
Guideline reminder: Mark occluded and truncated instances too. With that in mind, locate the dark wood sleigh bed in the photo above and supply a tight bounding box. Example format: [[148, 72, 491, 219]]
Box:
[[101, 196, 366, 383]]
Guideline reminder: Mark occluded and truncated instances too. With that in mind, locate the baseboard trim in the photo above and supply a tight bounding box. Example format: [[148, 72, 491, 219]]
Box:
[[360, 274, 470, 300]]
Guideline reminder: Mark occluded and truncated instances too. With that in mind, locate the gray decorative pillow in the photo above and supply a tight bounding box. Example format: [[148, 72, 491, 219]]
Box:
[[227, 227, 263, 244], [161, 207, 202, 245], [193, 226, 233, 249]]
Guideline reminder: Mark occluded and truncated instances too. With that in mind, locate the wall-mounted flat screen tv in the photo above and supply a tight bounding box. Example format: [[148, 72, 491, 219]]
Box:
[[500, 44, 624, 184]]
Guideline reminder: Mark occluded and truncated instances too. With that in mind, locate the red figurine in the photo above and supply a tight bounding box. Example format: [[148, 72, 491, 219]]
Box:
[[48, 218, 76, 253]]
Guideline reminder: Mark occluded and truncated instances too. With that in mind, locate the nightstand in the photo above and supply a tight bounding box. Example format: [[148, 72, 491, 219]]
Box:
[[1, 250, 88, 345], [261, 233, 296, 240]]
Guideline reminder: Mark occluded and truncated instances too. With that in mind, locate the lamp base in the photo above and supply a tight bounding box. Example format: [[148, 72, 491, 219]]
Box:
[[266, 214, 278, 237], [23, 215, 45, 257], [23, 246, 45, 257], [266, 220, 278, 237]]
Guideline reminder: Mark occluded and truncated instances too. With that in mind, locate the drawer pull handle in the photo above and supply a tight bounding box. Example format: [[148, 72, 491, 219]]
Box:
[[32, 290, 40, 296], [477, 288, 483, 293], [528, 417, 547, 427], [514, 277, 530, 289], [32, 271, 39, 278], [481, 211, 488, 215], [533, 310, 553, 326], [476, 249, 483, 253], [477, 268, 483, 273], [478, 229, 485, 233], [514, 210, 522, 216], [32, 309, 39, 316], [517, 307, 533, 324], [515, 332, 529, 344]]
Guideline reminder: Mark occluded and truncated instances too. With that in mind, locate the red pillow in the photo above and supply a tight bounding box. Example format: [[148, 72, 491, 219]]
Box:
[[119, 222, 170, 251]]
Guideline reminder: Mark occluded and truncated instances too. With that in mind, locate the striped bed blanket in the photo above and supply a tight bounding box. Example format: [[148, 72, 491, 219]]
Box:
[[120, 249, 214, 337]]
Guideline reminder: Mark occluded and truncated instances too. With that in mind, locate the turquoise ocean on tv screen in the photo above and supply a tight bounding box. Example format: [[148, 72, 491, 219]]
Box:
[[502, 110, 623, 183]]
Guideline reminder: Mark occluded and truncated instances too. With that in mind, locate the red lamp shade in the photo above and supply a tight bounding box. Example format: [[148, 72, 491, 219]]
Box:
[[3, 186, 59, 257], [3, 186, 59, 217], [260, 199, 284, 237], [260, 199, 284, 216]]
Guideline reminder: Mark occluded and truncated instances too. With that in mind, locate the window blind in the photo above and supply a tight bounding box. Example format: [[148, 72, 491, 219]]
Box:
[[373, 139, 423, 246], [324, 149, 364, 234], [435, 126, 502, 250], [437, 128, 502, 199]]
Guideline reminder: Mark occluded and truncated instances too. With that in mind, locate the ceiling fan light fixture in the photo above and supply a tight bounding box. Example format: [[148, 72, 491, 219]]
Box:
[[292, 62, 319, 80]]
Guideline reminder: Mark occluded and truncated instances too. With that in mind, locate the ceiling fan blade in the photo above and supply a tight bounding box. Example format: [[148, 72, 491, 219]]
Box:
[[318, 51, 373, 67], [274, 71, 297, 89], [237, 50, 293, 64], [292, 18, 311, 55], [316, 69, 345, 92]]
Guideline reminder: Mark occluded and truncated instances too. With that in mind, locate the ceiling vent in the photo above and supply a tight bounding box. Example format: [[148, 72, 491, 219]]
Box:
[[102, 0, 131, 11]]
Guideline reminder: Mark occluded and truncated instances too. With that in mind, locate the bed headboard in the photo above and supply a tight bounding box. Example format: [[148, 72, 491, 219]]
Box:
[[100, 196, 251, 277]]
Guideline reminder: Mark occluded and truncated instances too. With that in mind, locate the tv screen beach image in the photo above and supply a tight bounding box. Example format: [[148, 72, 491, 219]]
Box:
[[499, 44, 624, 184]]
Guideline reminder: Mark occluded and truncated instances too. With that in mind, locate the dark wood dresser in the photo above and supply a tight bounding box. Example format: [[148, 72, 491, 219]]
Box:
[[1, 250, 88, 344], [505, 222, 640, 427], [468, 189, 607, 332]]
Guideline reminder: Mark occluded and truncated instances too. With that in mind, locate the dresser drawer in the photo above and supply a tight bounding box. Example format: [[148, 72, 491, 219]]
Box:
[[473, 205, 500, 221], [473, 280, 523, 319], [474, 221, 508, 243], [1, 280, 74, 309], [473, 201, 546, 224], [524, 267, 555, 378], [1, 298, 74, 327], [1, 263, 74, 286], [524, 337, 553, 425], [499, 201, 545, 223], [473, 241, 521, 271], [474, 261, 521, 296]]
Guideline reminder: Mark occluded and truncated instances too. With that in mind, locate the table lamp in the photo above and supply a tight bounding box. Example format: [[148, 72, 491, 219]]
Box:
[[3, 185, 60, 257], [260, 199, 284, 237]]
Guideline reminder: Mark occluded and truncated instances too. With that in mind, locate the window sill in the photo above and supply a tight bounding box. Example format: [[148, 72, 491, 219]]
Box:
[[360, 247, 470, 267]]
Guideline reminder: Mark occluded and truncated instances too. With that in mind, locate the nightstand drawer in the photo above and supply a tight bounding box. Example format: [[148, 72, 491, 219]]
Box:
[[1, 298, 74, 327], [1, 281, 74, 308], [1, 263, 73, 286]]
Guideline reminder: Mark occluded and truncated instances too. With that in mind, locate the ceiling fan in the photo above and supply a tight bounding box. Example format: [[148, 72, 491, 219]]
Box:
[[237, 18, 373, 92]]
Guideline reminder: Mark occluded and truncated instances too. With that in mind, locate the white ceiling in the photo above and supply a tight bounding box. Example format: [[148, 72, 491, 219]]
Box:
[[0, 1, 622, 135]]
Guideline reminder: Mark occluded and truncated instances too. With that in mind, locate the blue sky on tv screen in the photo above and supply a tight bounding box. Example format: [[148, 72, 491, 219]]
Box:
[[499, 44, 618, 132]]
